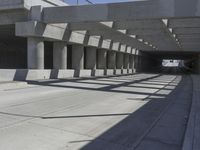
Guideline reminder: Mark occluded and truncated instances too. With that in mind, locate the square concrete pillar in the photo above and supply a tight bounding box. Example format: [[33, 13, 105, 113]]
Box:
[[72, 45, 84, 70], [85, 47, 96, 70], [129, 55, 136, 74], [116, 52, 124, 69], [134, 55, 139, 72], [129, 55, 134, 69], [27, 37, 44, 69], [135, 56, 142, 72], [53, 42, 67, 69], [107, 51, 116, 69], [97, 49, 107, 69], [124, 53, 130, 69]]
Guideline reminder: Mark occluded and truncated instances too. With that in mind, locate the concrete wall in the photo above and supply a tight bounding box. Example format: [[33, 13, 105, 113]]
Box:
[[0, 69, 118, 81]]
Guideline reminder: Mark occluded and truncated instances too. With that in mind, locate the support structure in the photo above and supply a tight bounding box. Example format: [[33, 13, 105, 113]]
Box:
[[107, 51, 116, 69], [97, 49, 107, 69], [27, 37, 44, 69], [72, 45, 84, 70], [4, 0, 200, 81], [129, 55, 135, 73], [53, 42, 67, 69], [124, 53, 130, 69], [116, 52, 124, 69], [85, 47, 97, 70]]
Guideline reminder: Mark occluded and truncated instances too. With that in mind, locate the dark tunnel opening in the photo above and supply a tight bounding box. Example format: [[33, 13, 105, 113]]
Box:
[[140, 51, 199, 75]]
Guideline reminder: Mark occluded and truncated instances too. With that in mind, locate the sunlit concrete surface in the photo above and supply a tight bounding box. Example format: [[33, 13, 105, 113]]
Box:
[[0, 0, 200, 149], [0, 73, 193, 150]]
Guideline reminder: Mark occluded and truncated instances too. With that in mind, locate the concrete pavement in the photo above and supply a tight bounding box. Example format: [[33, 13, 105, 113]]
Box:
[[0, 74, 192, 150]]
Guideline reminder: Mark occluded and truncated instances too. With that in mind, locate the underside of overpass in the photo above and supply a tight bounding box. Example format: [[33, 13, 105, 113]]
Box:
[[0, 0, 200, 80], [0, 0, 200, 150]]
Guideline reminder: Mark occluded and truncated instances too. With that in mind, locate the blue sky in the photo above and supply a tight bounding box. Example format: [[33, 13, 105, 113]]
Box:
[[64, 0, 133, 5]]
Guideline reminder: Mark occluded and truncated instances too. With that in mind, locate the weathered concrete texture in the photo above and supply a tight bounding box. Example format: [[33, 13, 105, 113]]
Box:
[[105, 69, 114, 76], [0, 0, 67, 12], [85, 47, 96, 70], [72, 45, 84, 70], [182, 75, 200, 150], [97, 49, 107, 69], [129, 55, 135, 70], [25, 0, 68, 8], [116, 52, 124, 69], [123, 53, 130, 69], [53, 42, 67, 69], [135, 76, 192, 150], [115, 69, 122, 75], [42, 0, 200, 23], [107, 51, 116, 69], [0, 74, 192, 150], [27, 37, 44, 69], [135, 56, 142, 72], [122, 69, 128, 74]]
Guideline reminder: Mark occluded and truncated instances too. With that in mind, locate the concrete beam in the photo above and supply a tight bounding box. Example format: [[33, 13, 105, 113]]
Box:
[[127, 28, 166, 36], [16, 21, 89, 45], [101, 39, 112, 50], [126, 46, 132, 53], [69, 22, 152, 50], [43, 0, 200, 23], [16, 21, 69, 40], [113, 20, 164, 30], [0, 0, 26, 11], [87, 35, 101, 47], [169, 18, 200, 28], [111, 42, 120, 51], [120, 44, 127, 52], [0, 10, 27, 25], [180, 38, 200, 43], [16, 21, 143, 52], [173, 28, 200, 34], [178, 34, 200, 39]]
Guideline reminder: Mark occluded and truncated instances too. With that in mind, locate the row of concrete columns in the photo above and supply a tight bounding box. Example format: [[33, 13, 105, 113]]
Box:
[[27, 38, 136, 71]]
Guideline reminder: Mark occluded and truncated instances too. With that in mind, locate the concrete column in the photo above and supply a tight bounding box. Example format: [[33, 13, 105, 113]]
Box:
[[27, 37, 44, 69], [72, 45, 84, 70], [116, 52, 124, 69], [136, 56, 142, 72], [129, 55, 134, 70], [97, 49, 107, 69], [107, 51, 116, 69], [85, 47, 96, 70], [53, 42, 67, 69], [124, 53, 130, 69]]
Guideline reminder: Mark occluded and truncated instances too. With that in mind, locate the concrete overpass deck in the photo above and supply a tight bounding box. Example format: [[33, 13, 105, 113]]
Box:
[[0, 73, 197, 150]]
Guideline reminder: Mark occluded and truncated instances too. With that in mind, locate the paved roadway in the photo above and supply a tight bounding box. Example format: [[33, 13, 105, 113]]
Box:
[[0, 73, 193, 150]]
